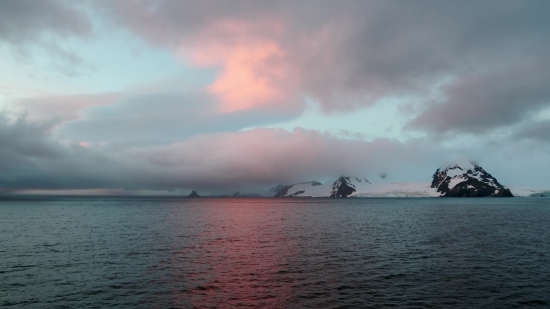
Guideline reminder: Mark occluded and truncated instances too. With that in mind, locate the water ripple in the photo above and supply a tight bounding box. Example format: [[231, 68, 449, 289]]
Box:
[[0, 197, 549, 308]]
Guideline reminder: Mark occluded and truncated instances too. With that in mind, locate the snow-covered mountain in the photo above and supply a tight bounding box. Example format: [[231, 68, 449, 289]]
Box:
[[431, 158, 513, 197], [330, 177, 371, 197], [270, 158, 515, 198]]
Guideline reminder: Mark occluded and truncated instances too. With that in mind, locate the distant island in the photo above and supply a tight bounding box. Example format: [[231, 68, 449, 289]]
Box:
[[188, 190, 201, 197]]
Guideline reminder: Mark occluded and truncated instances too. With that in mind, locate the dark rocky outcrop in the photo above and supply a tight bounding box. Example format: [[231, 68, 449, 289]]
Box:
[[269, 185, 286, 196], [230, 192, 261, 197], [272, 181, 322, 197], [273, 184, 293, 197], [288, 190, 305, 197], [188, 190, 201, 197], [330, 177, 356, 197], [330, 176, 371, 197], [445, 179, 513, 197]]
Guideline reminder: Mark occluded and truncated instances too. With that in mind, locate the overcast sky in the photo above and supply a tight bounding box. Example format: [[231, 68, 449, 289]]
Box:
[[1, 0, 549, 194]]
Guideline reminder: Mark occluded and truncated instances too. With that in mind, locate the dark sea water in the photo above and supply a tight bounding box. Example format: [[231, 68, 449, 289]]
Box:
[[1, 197, 549, 309]]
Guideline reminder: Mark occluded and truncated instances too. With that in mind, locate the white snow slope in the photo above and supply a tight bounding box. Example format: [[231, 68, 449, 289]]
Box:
[[508, 187, 550, 197], [273, 177, 439, 198]]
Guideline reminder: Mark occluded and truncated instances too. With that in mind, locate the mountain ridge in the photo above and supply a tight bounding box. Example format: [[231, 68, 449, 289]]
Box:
[[271, 158, 514, 198]]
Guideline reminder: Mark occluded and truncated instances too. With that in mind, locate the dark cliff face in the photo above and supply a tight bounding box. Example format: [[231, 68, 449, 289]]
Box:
[[432, 163, 513, 197], [330, 177, 357, 198], [444, 179, 513, 197], [269, 185, 286, 196]]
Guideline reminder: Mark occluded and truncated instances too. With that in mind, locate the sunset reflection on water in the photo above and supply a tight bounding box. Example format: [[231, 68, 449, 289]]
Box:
[[168, 198, 298, 308]]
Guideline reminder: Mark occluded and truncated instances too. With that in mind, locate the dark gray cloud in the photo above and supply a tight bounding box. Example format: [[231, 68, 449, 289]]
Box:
[[0, 0, 91, 44], [0, 114, 61, 164], [514, 119, 550, 142], [0, 0, 93, 75], [409, 59, 550, 134], [100, 0, 550, 133], [0, 113, 128, 191]]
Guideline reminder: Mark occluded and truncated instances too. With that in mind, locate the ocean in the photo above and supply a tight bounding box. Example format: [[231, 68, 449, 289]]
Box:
[[1, 197, 549, 308]]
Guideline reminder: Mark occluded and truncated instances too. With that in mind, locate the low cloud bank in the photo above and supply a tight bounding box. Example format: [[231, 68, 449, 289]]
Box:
[[0, 113, 440, 193]]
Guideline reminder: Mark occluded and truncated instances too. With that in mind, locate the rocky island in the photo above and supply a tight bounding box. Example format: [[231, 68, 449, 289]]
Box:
[[431, 159, 513, 197]]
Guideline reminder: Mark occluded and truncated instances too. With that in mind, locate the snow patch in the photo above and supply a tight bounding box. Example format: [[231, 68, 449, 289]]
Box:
[[446, 168, 465, 177], [352, 182, 439, 197], [448, 176, 466, 189]]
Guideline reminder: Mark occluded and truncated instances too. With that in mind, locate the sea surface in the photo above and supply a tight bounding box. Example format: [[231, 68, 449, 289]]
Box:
[[1, 197, 549, 308]]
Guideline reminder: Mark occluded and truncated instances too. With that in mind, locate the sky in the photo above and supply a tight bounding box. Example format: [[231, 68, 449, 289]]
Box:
[[1, 0, 550, 195]]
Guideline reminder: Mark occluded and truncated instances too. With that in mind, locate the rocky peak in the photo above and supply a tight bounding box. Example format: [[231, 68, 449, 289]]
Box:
[[431, 159, 513, 197], [330, 176, 371, 198]]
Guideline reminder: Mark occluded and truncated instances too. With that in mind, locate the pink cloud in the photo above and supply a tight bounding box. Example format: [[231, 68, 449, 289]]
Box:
[[103, 2, 386, 114], [181, 19, 300, 113], [175, 16, 402, 115]]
